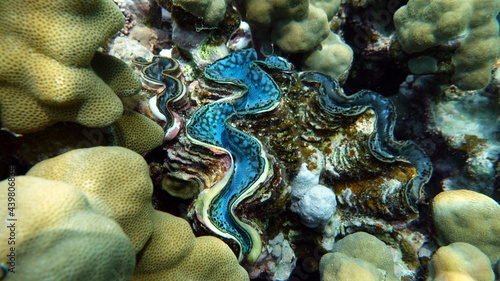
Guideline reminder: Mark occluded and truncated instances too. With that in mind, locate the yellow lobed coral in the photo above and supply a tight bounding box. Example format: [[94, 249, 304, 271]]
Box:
[[109, 111, 166, 154], [243, 0, 340, 55], [302, 31, 354, 80], [431, 189, 500, 265], [172, 0, 232, 26], [0, 176, 136, 280], [394, 0, 500, 90], [320, 252, 385, 281], [0, 0, 142, 134], [22, 146, 249, 280], [134, 210, 249, 281], [272, 5, 330, 54], [27, 146, 155, 253], [329, 232, 400, 281]]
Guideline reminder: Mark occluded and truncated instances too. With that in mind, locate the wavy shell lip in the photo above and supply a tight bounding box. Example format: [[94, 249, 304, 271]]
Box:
[[185, 49, 293, 263], [134, 55, 189, 140], [299, 71, 433, 214], [149, 49, 433, 264]]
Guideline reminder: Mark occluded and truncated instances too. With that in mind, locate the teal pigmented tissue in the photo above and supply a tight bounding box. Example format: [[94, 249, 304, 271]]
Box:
[[187, 49, 291, 263]]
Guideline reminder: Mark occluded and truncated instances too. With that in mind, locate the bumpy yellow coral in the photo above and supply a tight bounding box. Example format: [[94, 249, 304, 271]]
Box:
[[320, 252, 385, 281], [172, 0, 232, 25], [27, 146, 155, 253], [328, 232, 400, 281], [134, 210, 249, 281], [109, 111, 165, 154], [0, 0, 142, 133], [0, 176, 136, 280], [243, 0, 341, 54], [428, 243, 495, 281], [23, 146, 249, 280], [272, 5, 330, 54], [302, 31, 354, 80], [431, 190, 500, 265]]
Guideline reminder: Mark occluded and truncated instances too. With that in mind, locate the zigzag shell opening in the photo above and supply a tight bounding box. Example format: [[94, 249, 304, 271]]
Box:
[[149, 51, 432, 262]]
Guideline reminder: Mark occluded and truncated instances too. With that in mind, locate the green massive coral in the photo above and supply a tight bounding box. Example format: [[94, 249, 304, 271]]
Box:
[[0, 0, 165, 156], [394, 0, 500, 90], [161, 0, 353, 80]]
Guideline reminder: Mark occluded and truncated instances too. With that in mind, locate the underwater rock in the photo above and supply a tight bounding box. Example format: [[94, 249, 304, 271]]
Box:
[[429, 86, 500, 196]]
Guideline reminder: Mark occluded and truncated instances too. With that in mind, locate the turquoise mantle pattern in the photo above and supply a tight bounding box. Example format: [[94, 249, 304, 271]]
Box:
[[152, 49, 432, 263], [187, 49, 291, 263]]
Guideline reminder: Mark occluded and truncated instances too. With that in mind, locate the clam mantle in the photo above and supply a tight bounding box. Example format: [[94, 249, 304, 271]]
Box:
[[147, 49, 433, 262]]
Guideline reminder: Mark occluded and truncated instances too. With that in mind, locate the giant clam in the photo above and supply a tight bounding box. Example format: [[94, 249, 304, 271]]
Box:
[[139, 48, 432, 263]]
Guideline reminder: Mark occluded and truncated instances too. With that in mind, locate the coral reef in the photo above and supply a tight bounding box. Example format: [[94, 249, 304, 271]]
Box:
[[1, 0, 499, 280], [147, 48, 432, 269]]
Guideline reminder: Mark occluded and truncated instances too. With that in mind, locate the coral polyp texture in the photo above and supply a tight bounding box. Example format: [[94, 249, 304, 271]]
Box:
[[0, 0, 141, 134], [27, 146, 156, 253], [0, 176, 136, 281], [2, 0, 500, 280], [394, 0, 500, 90], [5, 146, 249, 281]]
